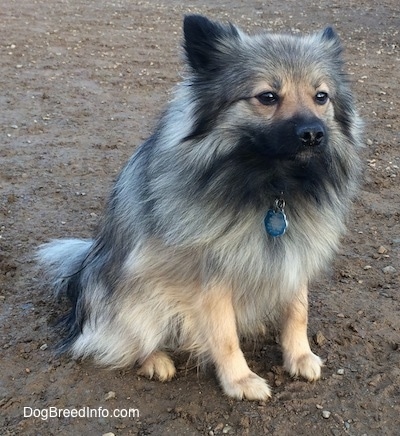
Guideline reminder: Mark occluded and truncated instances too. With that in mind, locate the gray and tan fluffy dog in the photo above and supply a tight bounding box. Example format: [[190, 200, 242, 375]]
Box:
[[38, 15, 362, 400]]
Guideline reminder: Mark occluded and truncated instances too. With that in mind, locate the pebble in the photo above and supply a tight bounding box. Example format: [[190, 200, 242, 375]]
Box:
[[104, 391, 116, 401], [337, 368, 345, 375], [333, 413, 345, 425], [102, 433, 115, 436], [363, 265, 372, 270], [322, 410, 331, 419], [314, 331, 327, 346], [222, 425, 233, 434], [377, 245, 388, 254], [214, 423, 224, 432], [382, 266, 396, 274], [39, 343, 48, 351]]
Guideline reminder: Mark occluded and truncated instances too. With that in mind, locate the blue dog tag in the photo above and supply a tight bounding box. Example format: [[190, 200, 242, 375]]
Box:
[[264, 206, 288, 237]]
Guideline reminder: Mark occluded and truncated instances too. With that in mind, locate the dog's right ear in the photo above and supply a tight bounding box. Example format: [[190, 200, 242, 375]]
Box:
[[183, 15, 240, 74]]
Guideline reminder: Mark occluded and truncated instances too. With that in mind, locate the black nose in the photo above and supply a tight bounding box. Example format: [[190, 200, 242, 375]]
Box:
[[296, 121, 325, 146]]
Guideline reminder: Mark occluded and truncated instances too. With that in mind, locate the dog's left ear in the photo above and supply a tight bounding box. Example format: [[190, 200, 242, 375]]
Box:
[[318, 26, 343, 57], [183, 15, 241, 74]]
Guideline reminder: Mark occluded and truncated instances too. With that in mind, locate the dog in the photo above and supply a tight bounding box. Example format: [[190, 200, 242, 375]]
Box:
[[38, 14, 362, 400]]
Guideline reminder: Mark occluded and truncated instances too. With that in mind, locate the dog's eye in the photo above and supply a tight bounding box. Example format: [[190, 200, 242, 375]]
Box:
[[315, 91, 329, 105], [256, 92, 279, 106]]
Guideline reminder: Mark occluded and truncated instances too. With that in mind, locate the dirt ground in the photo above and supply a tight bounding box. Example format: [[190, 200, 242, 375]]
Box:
[[0, 0, 399, 434]]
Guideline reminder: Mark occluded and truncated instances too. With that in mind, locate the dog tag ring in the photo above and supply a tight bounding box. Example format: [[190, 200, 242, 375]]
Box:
[[264, 198, 288, 237]]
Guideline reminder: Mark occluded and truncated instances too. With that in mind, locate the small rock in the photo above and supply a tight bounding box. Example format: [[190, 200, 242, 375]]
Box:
[[322, 410, 331, 419], [377, 246, 387, 254], [214, 423, 224, 432], [363, 265, 372, 270], [104, 391, 116, 401], [316, 404, 323, 409], [39, 343, 48, 351], [333, 413, 345, 426], [337, 368, 345, 375], [222, 425, 233, 434], [102, 433, 115, 436], [382, 266, 396, 274], [337, 313, 345, 318], [239, 416, 250, 428], [314, 331, 327, 346]]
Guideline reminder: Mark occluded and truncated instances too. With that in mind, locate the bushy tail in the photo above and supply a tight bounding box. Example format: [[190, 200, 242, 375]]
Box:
[[37, 238, 93, 299]]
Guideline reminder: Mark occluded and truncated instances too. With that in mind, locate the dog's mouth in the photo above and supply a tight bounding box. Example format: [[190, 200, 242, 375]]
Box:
[[241, 116, 328, 163], [270, 145, 322, 165], [294, 147, 322, 162]]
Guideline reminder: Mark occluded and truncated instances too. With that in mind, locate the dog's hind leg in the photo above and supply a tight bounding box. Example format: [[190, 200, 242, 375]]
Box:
[[280, 283, 323, 381], [198, 285, 272, 401], [137, 351, 176, 382]]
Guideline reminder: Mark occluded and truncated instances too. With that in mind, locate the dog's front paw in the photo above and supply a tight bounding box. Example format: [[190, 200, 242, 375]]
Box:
[[284, 351, 323, 381], [220, 371, 272, 401], [137, 351, 176, 382]]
